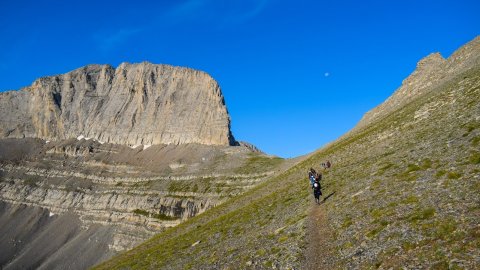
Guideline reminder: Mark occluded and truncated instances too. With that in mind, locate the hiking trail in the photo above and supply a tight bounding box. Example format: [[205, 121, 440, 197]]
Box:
[[303, 201, 338, 269]]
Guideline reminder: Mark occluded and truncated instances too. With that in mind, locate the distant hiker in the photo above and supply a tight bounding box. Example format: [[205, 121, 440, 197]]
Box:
[[321, 160, 332, 170], [312, 178, 322, 204], [308, 168, 317, 187]]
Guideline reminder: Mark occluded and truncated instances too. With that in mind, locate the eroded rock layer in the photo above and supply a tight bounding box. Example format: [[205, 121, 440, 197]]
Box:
[[0, 138, 286, 269]]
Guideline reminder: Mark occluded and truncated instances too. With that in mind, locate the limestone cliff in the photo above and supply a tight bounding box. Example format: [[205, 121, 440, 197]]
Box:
[[0, 62, 236, 146]]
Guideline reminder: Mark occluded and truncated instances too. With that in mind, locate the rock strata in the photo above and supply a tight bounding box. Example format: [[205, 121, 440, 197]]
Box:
[[0, 137, 285, 269], [0, 62, 236, 146]]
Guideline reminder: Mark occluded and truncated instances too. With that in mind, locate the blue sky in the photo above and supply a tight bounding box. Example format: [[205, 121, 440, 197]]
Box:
[[0, 0, 478, 157]]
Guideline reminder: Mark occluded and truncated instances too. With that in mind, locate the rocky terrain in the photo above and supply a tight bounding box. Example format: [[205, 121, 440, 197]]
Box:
[[0, 139, 287, 269], [95, 36, 479, 269], [0, 64, 291, 269], [359, 35, 480, 127], [0, 62, 235, 146]]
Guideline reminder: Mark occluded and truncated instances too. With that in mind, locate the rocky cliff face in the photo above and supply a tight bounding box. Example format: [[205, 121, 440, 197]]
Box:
[[0, 62, 236, 146], [359, 36, 480, 127]]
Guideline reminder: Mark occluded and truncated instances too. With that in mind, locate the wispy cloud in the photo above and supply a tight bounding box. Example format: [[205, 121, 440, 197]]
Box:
[[229, 0, 269, 25], [162, 0, 208, 24], [159, 0, 270, 27], [96, 27, 142, 51], [93, 0, 270, 51]]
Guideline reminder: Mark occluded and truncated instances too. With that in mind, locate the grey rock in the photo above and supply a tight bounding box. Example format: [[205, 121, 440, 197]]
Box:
[[0, 62, 236, 146], [359, 36, 480, 127]]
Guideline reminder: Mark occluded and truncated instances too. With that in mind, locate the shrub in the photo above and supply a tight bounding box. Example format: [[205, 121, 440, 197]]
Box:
[[471, 136, 480, 147], [420, 159, 432, 169], [447, 172, 461, 179], [409, 208, 436, 222], [403, 195, 419, 204], [406, 164, 421, 173], [469, 152, 480, 164]]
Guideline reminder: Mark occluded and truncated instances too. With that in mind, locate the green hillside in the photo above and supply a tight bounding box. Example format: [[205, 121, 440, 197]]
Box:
[[95, 57, 479, 269]]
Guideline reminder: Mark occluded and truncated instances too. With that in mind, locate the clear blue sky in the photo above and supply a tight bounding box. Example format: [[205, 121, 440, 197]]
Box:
[[0, 0, 478, 157]]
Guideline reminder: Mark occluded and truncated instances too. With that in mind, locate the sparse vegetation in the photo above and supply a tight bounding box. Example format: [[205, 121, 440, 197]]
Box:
[[93, 49, 480, 269], [406, 163, 421, 173], [420, 158, 432, 169], [408, 207, 436, 223], [447, 171, 462, 179], [23, 176, 40, 187], [377, 162, 394, 175], [403, 195, 419, 204], [471, 136, 480, 147], [469, 151, 480, 164], [234, 154, 283, 174]]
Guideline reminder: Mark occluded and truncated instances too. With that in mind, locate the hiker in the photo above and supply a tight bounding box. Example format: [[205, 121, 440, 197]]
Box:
[[312, 177, 322, 204], [308, 168, 317, 187], [321, 161, 332, 170], [326, 160, 331, 169]]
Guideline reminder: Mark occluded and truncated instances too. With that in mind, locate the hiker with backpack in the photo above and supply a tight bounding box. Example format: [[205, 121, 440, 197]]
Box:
[[312, 175, 322, 204], [308, 168, 317, 187], [308, 168, 323, 204], [321, 160, 332, 170]]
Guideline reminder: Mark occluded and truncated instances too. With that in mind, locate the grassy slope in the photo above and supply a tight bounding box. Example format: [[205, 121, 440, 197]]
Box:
[[95, 66, 479, 269], [322, 66, 480, 269]]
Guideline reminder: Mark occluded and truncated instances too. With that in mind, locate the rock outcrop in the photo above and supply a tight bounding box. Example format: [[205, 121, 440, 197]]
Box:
[[359, 36, 480, 127], [0, 62, 236, 146]]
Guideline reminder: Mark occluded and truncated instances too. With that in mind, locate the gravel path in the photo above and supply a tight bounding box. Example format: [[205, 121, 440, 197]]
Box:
[[303, 200, 339, 269]]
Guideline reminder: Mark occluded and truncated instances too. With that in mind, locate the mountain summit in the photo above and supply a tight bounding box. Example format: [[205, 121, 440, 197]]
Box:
[[0, 62, 236, 146], [359, 36, 480, 127]]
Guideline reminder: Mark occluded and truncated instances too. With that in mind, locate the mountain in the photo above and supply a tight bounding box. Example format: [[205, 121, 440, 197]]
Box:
[[0, 62, 235, 146], [0, 64, 290, 269], [95, 36, 480, 269], [359, 36, 480, 127]]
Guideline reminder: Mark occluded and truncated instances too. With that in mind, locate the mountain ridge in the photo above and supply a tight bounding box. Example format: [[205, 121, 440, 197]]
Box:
[[359, 36, 480, 128]]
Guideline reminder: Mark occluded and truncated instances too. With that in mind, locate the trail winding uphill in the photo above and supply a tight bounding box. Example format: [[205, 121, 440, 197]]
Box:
[[304, 201, 339, 269]]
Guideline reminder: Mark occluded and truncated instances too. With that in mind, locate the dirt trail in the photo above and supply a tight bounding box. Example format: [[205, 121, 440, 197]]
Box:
[[303, 201, 339, 269]]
